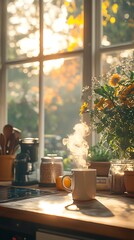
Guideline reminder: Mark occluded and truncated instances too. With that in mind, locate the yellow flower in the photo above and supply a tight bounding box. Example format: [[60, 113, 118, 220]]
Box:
[[112, 3, 118, 14], [94, 98, 105, 110], [120, 83, 134, 107], [80, 102, 89, 114], [121, 83, 134, 97], [125, 83, 134, 95], [105, 99, 114, 109], [110, 17, 116, 24], [109, 73, 121, 87]]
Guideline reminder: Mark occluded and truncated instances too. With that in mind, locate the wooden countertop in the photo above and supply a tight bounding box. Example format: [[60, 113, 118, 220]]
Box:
[[0, 183, 134, 240]]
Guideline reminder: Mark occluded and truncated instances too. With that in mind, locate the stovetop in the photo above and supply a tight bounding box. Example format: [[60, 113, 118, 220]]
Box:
[[0, 185, 56, 203]]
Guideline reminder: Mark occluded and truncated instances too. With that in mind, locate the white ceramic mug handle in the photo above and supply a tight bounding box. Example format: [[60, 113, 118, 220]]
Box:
[[62, 175, 72, 192]]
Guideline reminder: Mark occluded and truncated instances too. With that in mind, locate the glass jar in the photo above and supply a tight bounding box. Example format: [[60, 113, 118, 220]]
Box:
[[109, 159, 133, 194], [40, 155, 63, 186]]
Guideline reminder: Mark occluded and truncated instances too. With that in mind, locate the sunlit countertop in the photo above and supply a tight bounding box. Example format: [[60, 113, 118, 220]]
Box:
[[0, 182, 134, 240]]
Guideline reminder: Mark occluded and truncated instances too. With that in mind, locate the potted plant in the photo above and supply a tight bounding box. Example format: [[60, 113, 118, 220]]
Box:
[[80, 56, 134, 193], [87, 142, 113, 177]]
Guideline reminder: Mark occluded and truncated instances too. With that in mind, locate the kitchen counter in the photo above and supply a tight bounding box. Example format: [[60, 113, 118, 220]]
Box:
[[0, 182, 134, 240]]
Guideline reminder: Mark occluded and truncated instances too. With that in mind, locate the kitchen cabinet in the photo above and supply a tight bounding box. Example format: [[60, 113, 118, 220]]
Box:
[[0, 231, 33, 240], [0, 217, 35, 240], [0, 216, 117, 240], [36, 230, 97, 240]]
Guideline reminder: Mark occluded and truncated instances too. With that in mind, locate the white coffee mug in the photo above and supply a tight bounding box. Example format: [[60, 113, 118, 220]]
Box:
[[62, 168, 96, 201]]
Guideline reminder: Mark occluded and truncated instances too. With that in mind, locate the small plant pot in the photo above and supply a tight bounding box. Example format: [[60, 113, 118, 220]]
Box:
[[89, 161, 111, 177], [0, 155, 15, 181], [124, 170, 134, 193]]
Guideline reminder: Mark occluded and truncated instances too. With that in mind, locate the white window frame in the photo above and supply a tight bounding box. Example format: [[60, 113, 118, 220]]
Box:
[[0, 0, 133, 159]]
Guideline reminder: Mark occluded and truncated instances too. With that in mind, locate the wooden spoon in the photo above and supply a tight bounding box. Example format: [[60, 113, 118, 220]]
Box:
[[8, 132, 16, 155], [13, 127, 21, 139], [3, 124, 13, 154], [0, 133, 5, 155], [12, 137, 20, 155], [3, 124, 13, 139]]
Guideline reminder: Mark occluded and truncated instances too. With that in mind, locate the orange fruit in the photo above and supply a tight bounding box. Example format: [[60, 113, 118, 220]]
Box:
[[56, 176, 64, 190], [56, 176, 71, 190], [63, 176, 71, 188]]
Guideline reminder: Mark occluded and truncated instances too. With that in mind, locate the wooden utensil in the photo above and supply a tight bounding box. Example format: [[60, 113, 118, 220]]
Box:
[[3, 124, 13, 154], [13, 127, 21, 139], [0, 133, 5, 155], [12, 137, 20, 155], [8, 132, 16, 155]]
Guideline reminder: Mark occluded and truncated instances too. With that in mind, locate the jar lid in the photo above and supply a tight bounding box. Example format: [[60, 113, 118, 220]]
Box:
[[20, 138, 39, 144], [41, 156, 63, 162]]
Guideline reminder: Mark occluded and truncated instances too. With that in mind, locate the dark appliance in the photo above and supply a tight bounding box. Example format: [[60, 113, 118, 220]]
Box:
[[12, 138, 39, 186], [0, 185, 55, 203]]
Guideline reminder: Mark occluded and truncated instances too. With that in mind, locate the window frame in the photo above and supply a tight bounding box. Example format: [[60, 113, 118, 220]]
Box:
[[0, 0, 133, 160]]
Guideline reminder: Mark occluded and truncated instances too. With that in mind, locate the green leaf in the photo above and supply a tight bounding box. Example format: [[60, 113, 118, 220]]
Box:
[[94, 87, 107, 98], [130, 71, 134, 81], [96, 125, 105, 133]]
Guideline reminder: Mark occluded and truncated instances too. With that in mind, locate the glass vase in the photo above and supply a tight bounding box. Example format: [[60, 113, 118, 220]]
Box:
[[109, 159, 133, 194]]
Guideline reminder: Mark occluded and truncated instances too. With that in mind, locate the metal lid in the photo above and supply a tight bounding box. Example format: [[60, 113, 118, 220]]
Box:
[[20, 138, 39, 144], [41, 156, 63, 163]]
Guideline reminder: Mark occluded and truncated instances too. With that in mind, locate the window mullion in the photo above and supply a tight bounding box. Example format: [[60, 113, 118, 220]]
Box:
[[100, 41, 134, 53], [91, 0, 102, 145], [83, 0, 96, 147], [38, 0, 44, 162], [95, 0, 102, 76], [0, 0, 7, 131], [83, 0, 93, 88]]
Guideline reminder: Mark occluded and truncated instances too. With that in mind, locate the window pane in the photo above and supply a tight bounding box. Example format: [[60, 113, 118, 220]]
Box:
[[101, 49, 134, 74], [7, 62, 39, 137], [102, 0, 134, 46], [43, 57, 82, 163], [43, 0, 83, 55], [7, 0, 39, 60]]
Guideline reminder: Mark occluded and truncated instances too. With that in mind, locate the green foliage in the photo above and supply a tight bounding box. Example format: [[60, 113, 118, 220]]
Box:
[[88, 142, 113, 162], [8, 98, 38, 138], [103, 0, 133, 44], [63, 157, 72, 171]]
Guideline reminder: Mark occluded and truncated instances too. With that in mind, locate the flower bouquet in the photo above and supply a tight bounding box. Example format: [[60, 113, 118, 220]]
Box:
[[80, 57, 134, 160]]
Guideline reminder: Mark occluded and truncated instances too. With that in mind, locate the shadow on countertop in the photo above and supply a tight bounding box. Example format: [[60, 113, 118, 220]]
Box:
[[65, 199, 114, 217]]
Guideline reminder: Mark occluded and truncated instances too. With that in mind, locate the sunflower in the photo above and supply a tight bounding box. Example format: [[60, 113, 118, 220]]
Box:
[[80, 102, 89, 114], [109, 73, 121, 87], [123, 83, 134, 95], [120, 83, 134, 107]]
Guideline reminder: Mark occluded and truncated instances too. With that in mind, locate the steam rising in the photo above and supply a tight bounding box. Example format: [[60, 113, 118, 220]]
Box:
[[63, 122, 90, 168]]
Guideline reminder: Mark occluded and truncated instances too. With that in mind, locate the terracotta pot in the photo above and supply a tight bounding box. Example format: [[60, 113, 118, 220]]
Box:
[[124, 170, 134, 193], [89, 161, 111, 177], [0, 155, 15, 181]]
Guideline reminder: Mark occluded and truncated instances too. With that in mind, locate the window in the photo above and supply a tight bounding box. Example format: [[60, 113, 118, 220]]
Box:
[[101, 0, 134, 74], [0, 0, 133, 170]]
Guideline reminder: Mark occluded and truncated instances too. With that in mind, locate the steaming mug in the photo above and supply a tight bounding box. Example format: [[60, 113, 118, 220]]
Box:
[[62, 169, 96, 201]]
